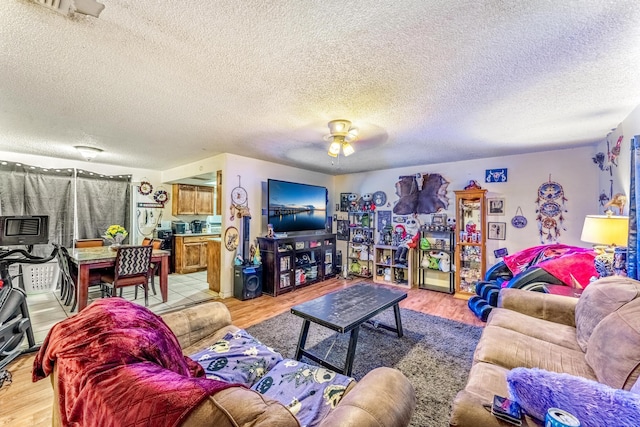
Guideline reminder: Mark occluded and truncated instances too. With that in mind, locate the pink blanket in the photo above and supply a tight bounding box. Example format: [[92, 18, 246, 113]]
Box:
[[33, 298, 238, 427], [502, 244, 596, 289]]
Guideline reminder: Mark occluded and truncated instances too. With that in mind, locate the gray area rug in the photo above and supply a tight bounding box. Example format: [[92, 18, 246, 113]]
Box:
[[246, 308, 483, 427]]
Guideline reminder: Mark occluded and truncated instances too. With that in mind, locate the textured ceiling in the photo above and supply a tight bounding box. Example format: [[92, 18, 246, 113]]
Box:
[[1, 1, 639, 175]]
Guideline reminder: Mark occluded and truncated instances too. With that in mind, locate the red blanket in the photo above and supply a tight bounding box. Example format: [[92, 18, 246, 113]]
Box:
[[33, 298, 237, 427]]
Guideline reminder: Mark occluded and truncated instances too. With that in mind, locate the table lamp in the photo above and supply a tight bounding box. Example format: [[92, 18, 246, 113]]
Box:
[[580, 211, 629, 277]]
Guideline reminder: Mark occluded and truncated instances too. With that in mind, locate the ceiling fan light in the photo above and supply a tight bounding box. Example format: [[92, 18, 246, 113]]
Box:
[[342, 142, 355, 157], [327, 119, 351, 136], [328, 140, 341, 157]]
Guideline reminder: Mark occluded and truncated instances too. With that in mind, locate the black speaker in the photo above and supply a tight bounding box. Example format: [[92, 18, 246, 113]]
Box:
[[233, 265, 262, 300]]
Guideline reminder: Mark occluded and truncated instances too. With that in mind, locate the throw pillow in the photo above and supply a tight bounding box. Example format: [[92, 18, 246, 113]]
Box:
[[507, 367, 640, 425], [252, 359, 354, 427], [189, 329, 283, 387]]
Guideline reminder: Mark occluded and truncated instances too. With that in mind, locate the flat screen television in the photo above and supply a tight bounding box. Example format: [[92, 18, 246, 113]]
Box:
[[0, 215, 49, 246], [267, 179, 327, 234]]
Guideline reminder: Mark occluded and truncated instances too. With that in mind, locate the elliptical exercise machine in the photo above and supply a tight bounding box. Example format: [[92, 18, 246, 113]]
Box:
[[0, 247, 58, 374]]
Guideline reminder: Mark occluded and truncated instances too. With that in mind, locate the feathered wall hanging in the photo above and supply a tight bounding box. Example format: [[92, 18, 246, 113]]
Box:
[[535, 176, 568, 243]]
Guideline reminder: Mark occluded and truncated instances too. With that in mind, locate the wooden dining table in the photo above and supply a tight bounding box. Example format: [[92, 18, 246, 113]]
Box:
[[68, 246, 171, 311]]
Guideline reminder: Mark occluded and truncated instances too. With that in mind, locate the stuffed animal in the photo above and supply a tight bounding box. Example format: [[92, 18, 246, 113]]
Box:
[[447, 217, 456, 231], [348, 193, 359, 212], [360, 193, 374, 211], [604, 193, 626, 215]]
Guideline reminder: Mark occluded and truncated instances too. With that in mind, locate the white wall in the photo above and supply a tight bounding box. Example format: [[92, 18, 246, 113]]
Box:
[[594, 103, 640, 216], [334, 146, 598, 267], [220, 154, 335, 298]]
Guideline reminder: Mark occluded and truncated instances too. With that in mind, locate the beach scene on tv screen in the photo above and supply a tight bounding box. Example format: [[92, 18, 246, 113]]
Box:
[[268, 180, 326, 232]]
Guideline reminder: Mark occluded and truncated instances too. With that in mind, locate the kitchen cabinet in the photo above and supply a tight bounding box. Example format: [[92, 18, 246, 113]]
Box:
[[454, 189, 487, 299], [206, 238, 221, 292], [174, 235, 210, 274], [258, 233, 336, 296], [172, 184, 214, 215]]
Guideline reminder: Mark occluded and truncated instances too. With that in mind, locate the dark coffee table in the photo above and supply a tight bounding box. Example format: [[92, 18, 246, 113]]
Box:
[[291, 283, 407, 376]]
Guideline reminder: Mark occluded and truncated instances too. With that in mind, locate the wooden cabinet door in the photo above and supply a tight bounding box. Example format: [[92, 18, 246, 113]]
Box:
[[195, 186, 214, 215], [183, 242, 204, 270], [199, 242, 208, 267], [172, 184, 197, 215]]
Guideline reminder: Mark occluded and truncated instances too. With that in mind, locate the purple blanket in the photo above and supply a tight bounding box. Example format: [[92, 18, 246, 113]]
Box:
[[33, 298, 238, 427]]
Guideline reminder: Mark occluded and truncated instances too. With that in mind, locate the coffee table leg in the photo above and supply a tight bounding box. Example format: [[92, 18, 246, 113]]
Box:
[[393, 304, 404, 337], [344, 326, 360, 377], [295, 319, 311, 361]]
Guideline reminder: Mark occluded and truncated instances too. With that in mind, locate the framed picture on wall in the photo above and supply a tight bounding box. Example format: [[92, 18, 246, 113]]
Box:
[[336, 220, 350, 241], [487, 198, 506, 216], [488, 222, 506, 240], [340, 193, 351, 212]]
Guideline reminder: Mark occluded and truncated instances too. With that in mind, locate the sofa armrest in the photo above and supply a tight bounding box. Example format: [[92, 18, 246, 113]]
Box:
[[161, 301, 232, 349], [318, 367, 416, 427], [498, 288, 577, 327]]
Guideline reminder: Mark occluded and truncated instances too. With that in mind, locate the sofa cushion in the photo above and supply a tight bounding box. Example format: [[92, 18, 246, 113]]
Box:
[[575, 276, 640, 352], [487, 307, 581, 351], [252, 359, 354, 427], [586, 298, 640, 390], [507, 367, 640, 425], [190, 329, 283, 387], [474, 325, 596, 379]]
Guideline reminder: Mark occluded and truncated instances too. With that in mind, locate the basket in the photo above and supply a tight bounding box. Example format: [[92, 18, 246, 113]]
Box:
[[23, 261, 60, 294]]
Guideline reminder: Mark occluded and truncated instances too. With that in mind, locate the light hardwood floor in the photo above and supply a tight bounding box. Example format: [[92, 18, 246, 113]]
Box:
[[0, 277, 483, 427]]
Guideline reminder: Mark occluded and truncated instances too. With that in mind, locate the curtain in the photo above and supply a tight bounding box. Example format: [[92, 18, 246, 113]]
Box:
[[0, 162, 74, 255], [75, 170, 131, 241], [628, 135, 640, 280]]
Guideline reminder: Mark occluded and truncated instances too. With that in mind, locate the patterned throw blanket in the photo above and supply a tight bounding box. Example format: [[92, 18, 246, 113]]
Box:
[[33, 298, 237, 427]]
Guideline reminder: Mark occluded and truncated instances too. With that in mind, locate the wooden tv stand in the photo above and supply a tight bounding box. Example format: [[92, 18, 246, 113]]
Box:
[[257, 233, 337, 296]]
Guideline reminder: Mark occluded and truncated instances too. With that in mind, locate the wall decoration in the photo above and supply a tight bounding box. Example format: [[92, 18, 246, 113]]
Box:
[[138, 179, 153, 196], [340, 193, 351, 211], [494, 248, 509, 258], [373, 191, 387, 207], [393, 173, 449, 215], [511, 206, 527, 228], [224, 226, 239, 251], [485, 168, 508, 183], [487, 198, 505, 216], [488, 222, 506, 240], [535, 177, 567, 243], [336, 220, 349, 241]]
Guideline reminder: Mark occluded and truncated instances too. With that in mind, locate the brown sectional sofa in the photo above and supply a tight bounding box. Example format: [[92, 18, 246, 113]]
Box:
[[51, 301, 416, 426], [449, 276, 640, 426]]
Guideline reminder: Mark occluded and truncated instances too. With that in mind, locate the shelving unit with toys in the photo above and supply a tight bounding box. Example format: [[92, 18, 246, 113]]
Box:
[[373, 245, 413, 288], [346, 211, 375, 278], [416, 228, 455, 293], [454, 189, 487, 299]]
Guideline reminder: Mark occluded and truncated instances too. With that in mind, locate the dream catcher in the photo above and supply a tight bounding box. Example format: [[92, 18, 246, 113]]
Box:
[[535, 176, 567, 243]]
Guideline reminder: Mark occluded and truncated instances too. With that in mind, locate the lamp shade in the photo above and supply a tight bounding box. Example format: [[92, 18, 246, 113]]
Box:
[[580, 215, 629, 247]]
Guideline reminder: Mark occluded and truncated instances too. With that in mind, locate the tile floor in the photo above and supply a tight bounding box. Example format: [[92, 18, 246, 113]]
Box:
[[25, 271, 217, 345]]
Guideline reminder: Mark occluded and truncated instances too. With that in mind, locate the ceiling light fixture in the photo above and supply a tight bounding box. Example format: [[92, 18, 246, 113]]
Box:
[[324, 119, 358, 158], [75, 145, 103, 161], [32, 0, 105, 18]]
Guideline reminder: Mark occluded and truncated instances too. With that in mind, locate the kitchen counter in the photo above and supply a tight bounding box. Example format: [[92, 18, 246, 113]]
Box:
[[173, 233, 221, 274], [173, 232, 221, 237]]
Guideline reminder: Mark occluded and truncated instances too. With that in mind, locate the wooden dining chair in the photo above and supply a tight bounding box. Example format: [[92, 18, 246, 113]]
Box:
[[74, 238, 104, 248], [100, 245, 153, 307], [142, 238, 162, 296]]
